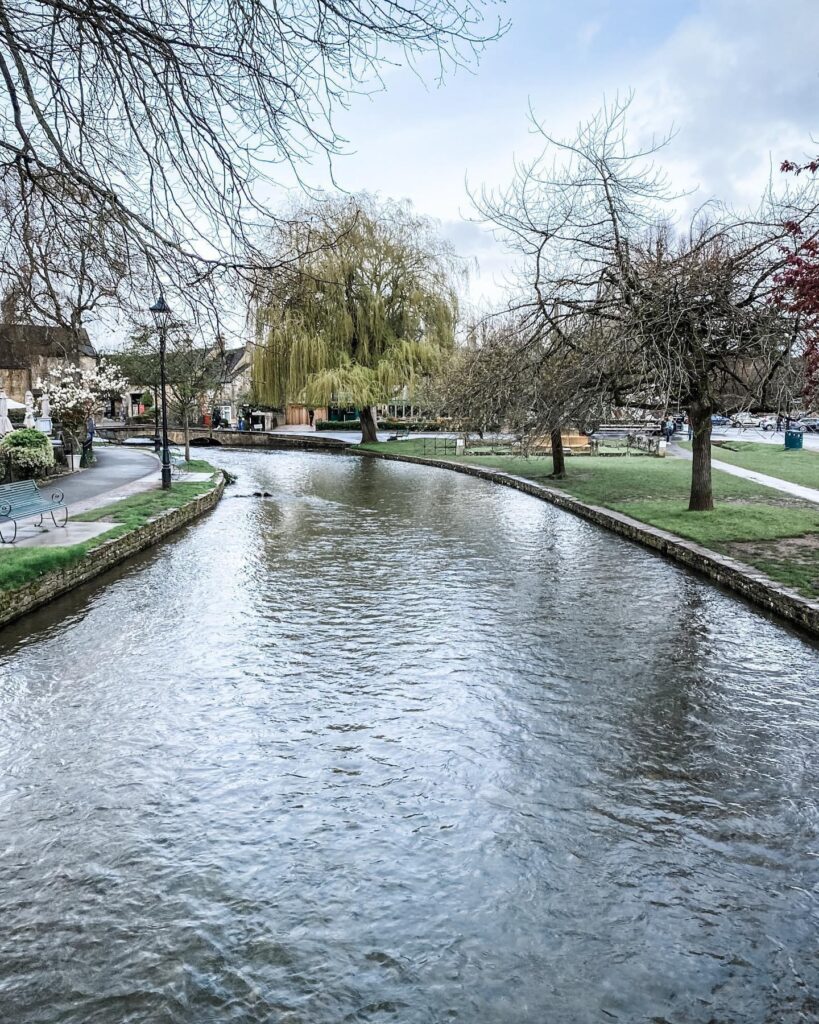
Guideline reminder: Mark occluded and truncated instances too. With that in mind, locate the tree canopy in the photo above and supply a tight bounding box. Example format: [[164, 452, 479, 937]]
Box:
[[0, 0, 501, 325], [251, 196, 463, 440]]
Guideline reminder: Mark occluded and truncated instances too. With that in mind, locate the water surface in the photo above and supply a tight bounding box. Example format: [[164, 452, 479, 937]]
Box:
[[1, 450, 818, 1023]]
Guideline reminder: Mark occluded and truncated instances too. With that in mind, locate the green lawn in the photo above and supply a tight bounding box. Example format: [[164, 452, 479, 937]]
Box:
[[0, 466, 219, 590], [679, 440, 819, 490], [73, 479, 215, 528], [180, 458, 218, 474], [0, 541, 106, 590], [360, 441, 819, 597]]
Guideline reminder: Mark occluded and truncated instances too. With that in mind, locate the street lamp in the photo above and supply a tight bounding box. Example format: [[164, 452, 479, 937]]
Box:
[[149, 293, 172, 489]]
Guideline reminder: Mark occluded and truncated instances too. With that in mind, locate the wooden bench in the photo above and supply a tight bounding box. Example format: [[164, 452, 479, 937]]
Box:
[[0, 479, 68, 544], [387, 428, 411, 441]]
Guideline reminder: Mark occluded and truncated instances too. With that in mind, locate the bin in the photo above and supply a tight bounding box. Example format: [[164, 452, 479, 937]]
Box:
[[785, 428, 804, 450]]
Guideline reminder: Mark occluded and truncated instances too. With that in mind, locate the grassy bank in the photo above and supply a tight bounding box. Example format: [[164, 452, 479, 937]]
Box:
[[0, 463, 219, 590], [360, 442, 819, 598], [686, 440, 819, 490]]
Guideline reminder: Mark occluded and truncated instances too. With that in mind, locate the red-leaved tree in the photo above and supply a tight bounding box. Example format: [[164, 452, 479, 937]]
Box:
[[779, 160, 819, 404]]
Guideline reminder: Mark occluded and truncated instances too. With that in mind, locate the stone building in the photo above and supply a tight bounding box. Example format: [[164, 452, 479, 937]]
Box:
[[211, 345, 254, 426], [0, 324, 97, 400]]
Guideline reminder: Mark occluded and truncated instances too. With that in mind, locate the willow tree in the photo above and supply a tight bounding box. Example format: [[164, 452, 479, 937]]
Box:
[[252, 196, 463, 442]]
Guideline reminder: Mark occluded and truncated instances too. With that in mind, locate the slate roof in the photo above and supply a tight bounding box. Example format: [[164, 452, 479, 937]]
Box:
[[222, 345, 248, 377], [0, 324, 97, 368]]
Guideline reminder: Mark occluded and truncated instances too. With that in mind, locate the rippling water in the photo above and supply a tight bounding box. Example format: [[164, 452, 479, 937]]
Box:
[[1, 450, 818, 1024]]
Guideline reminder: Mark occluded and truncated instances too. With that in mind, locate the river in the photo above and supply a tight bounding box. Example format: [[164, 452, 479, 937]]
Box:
[[1, 450, 818, 1023]]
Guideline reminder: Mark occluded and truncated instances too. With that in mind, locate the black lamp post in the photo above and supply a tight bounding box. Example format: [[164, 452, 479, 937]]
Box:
[[149, 294, 172, 489]]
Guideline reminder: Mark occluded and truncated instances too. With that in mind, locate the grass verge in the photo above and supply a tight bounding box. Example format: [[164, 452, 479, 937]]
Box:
[[678, 440, 819, 490]]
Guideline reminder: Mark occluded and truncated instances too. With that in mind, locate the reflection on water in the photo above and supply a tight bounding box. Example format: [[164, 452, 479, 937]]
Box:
[[0, 450, 818, 1023]]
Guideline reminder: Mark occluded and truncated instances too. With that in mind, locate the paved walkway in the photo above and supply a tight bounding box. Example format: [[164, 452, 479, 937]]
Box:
[[8, 447, 161, 548], [710, 425, 819, 450], [670, 443, 819, 505], [57, 446, 160, 513], [6, 446, 216, 548]]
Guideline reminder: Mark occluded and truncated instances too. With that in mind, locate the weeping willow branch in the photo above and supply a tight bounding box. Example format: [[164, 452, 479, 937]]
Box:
[[251, 194, 464, 437]]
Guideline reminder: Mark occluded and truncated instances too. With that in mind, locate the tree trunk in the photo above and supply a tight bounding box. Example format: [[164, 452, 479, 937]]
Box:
[[184, 408, 191, 462], [549, 428, 566, 479], [360, 406, 378, 444], [688, 401, 714, 511]]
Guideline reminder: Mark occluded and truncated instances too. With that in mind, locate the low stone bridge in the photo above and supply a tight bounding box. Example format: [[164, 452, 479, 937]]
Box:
[[96, 424, 350, 451]]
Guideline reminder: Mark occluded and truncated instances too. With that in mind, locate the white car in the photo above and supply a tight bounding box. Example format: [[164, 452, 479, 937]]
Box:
[[731, 412, 762, 429], [759, 416, 778, 431]]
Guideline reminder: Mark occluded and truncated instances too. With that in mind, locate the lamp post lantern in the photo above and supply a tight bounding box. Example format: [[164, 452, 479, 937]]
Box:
[[149, 294, 172, 489]]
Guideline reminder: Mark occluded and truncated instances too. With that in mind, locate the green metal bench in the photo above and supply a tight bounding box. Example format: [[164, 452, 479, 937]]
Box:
[[168, 450, 186, 480], [0, 480, 67, 544]]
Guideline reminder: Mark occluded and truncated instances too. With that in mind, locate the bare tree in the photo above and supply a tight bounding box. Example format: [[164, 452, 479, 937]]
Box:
[[166, 339, 226, 461], [0, 0, 503, 323], [615, 219, 811, 509], [477, 95, 819, 510], [0, 173, 135, 335], [114, 330, 226, 459], [439, 316, 608, 478]]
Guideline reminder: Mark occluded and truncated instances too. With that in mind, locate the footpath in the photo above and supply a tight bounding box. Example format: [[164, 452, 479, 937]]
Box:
[[0, 446, 224, 629], [12, 446, 212, 548], [669, 443, 819, 506]]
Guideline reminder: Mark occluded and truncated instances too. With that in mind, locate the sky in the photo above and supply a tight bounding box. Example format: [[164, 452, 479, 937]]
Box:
[[279, 0, 819, 310]]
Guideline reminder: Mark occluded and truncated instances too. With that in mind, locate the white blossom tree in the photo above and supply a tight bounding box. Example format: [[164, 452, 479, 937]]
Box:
[[39, 361, 128, 456]]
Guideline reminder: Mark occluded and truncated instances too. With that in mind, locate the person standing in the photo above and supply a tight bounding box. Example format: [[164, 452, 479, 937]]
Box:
[[82, 411, 96, 465]]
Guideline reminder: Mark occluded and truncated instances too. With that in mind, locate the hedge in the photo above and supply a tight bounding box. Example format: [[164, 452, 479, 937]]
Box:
[[315, 418, 444, 432]]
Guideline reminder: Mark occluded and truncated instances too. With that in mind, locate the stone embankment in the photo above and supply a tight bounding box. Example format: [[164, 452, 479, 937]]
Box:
[[0, 473, 225, 630], [358, 449, 819, 639]]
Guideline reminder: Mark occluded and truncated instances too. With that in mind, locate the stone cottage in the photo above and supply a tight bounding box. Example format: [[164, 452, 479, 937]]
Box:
[[0, 324, 97, 400]]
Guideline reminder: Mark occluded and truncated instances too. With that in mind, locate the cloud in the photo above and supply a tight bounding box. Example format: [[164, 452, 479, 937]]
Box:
[[630, 0, 819, 209], [577, 19, 603, 48], [259, 1, 819, 309]]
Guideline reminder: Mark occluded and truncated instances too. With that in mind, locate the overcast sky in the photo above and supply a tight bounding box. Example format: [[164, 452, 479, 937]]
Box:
[[286, 0, 819, 308]]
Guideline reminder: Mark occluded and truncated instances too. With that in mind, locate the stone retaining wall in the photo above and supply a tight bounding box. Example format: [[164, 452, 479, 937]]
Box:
[[97, 426, 349, 452], [358, 449, 819, 640], [0, 474, 225, 630]]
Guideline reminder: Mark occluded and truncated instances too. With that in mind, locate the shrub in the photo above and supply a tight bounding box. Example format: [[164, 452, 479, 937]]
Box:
[[0, 428, 55, 478], [316, 419, 361, 430], [315, 417, 444, 432]]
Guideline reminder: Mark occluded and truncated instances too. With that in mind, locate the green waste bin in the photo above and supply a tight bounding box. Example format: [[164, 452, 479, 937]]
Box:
[[785, 429, 804, 450]]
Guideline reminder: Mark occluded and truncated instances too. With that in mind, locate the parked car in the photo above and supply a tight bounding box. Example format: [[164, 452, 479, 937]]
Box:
[[759, 416, 778, 431], [799, 417, 819, 433], [710, 413, 731, 427], [731, 412, 762, 428]]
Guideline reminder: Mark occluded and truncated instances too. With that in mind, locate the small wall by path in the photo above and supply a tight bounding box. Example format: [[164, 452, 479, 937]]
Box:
[[96, 425, 350, 452], [357, 449, 819, 641], [0, 474, 225, 631]]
